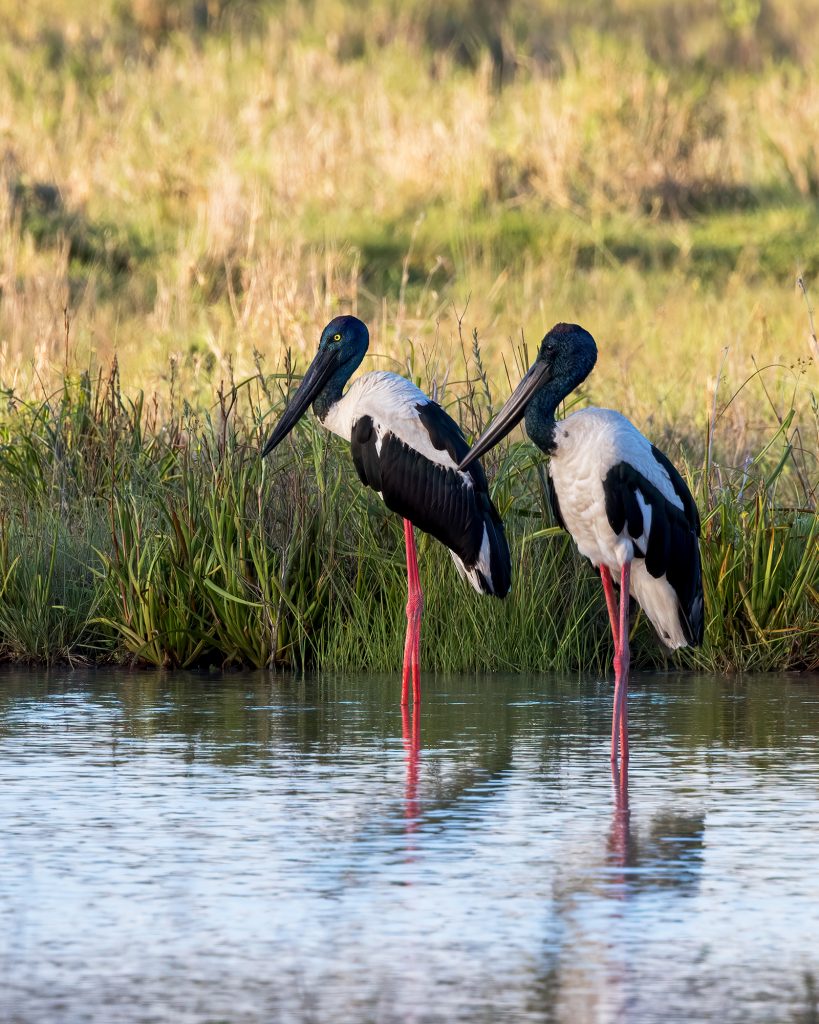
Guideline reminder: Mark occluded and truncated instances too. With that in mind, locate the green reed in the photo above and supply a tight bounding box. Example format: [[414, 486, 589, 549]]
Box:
[[0, 363, 816, 671]]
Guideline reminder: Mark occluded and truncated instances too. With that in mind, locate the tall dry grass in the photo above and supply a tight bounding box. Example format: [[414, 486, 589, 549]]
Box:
[[0, 0, 818, 432]]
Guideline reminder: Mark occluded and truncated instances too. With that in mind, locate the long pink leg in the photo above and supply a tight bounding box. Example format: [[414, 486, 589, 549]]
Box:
[[600, 566, 621, 651], [611, 561, 632, 767], [401, 519, 423, 706], [602, 566, 622, 765]]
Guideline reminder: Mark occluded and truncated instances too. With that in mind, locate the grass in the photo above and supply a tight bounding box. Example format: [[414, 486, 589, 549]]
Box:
[[0, 0, 816, 670], [1, 0, 819, 418], [0, 354, 815, 671]]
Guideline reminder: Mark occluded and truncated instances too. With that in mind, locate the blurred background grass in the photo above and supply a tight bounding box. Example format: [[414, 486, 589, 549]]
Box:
[[0, 0, 817, 446]]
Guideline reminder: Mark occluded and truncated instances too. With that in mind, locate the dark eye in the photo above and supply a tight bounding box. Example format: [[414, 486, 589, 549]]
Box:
[[333, 333, 342, 342]]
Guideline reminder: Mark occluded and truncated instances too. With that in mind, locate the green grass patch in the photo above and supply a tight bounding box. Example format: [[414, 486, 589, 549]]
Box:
[[0, 366, 815, 672]]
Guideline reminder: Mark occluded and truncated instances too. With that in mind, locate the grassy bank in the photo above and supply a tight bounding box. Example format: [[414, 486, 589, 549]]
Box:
[[0, 358, 815, 672], [0, 0, 817, 670]]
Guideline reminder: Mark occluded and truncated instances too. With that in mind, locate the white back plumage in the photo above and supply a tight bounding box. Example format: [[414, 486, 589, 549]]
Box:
[[549, 407, 694, 649], [321, 371, 460, 471], [321, 370, 510, 598]]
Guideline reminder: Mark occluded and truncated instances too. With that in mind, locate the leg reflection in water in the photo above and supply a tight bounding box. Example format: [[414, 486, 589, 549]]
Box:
[[608, 763, 630, 875], [401, 704, 421, 838]]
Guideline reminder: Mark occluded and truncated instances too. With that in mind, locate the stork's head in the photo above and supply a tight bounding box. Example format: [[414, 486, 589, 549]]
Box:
[[458, 323, 598, 469], [534, 322, 598, 388], [261, 315, 369, 457], [317, 315, 369, 366]]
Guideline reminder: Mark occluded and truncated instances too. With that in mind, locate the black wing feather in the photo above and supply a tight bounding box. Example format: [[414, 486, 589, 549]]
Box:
[[351, 416, 380, 489], [602, 458, 703, 646], [651, 444, 700, 535], [546, 471, 566, 530], [350, 402, 511, 597]]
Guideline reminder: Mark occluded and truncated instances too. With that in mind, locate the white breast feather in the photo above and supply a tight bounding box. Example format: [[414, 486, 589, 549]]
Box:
[[321, 371, 461, 471], [548, 407, 691, 648], [548, 407, 683, 564]]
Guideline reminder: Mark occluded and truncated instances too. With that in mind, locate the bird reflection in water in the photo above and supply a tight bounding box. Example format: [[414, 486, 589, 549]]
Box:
[[531, 765, 707, 1018], [605, 762, 705, 896], [608, 763, 631, 879], [401, 704, 421, 840]]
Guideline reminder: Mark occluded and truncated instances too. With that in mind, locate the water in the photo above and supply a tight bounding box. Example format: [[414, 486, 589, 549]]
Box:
[[1, 669, 819, 1024]]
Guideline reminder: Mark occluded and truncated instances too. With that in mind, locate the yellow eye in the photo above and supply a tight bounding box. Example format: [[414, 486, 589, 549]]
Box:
[[333, 333, 342, 341]]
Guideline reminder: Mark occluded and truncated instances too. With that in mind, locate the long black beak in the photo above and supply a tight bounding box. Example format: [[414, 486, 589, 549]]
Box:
[[261, 347, 339, 457], [458, 360, 551, 471]]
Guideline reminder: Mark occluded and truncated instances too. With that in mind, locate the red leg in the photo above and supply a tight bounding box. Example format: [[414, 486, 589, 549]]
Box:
[[401, 519, 424, 706], [603, 567, 622, 765], [410, 545, 422, 707], [600, 565, 621, 651], [401, 589, 413, 708], [610, 666, 622, 766], [602, 566, 623, 762], [611, 561, 631, 768]]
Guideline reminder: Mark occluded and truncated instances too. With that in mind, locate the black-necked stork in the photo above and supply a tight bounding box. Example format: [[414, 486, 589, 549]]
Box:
[[459, 323, 703, 768], [262, 315, 512, 704]]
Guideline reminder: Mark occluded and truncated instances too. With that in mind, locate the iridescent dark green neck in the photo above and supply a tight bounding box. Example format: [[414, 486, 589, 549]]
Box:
[[524, 380, 563, 454], [311, 361, 356, 423]]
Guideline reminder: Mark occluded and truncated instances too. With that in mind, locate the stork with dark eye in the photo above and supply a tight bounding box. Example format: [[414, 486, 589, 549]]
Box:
[[262, 316, 512, 705], [459, 322, 703, 769]]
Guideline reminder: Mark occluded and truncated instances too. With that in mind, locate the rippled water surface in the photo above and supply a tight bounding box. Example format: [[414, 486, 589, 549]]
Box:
[[2, 669, 819, 1024]]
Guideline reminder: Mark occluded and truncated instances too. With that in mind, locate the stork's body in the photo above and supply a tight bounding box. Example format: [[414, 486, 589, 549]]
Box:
[[545, 407, 702, 650], [322, 370, 509, 597], [262, 317, 511, 704], [459, 323, 703, 768]]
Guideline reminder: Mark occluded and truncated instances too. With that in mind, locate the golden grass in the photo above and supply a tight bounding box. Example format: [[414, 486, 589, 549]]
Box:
[[0, 0, 816, 496]]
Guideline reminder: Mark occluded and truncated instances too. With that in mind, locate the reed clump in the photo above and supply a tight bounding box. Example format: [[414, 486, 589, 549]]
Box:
[[0, 353, 815, 672]]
